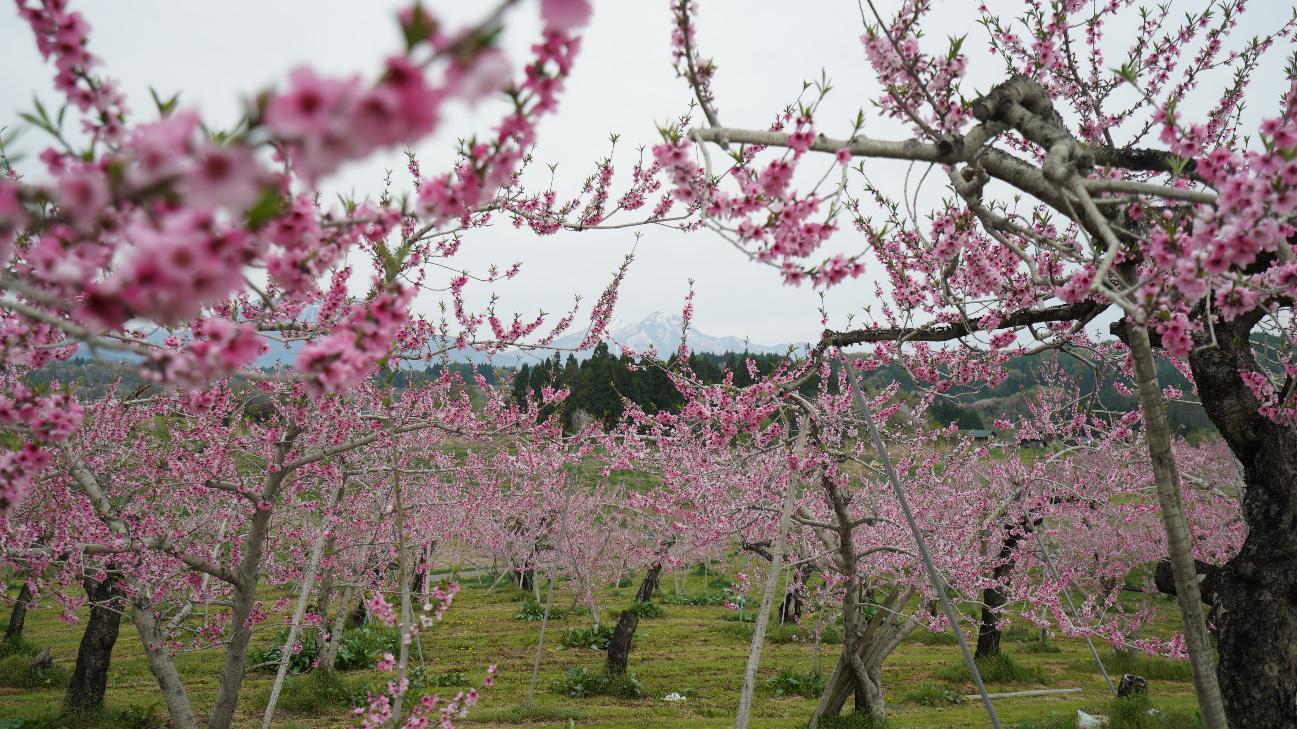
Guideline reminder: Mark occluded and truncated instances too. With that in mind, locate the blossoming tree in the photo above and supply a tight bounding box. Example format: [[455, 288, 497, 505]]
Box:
[[659, 1, 1297, 725]]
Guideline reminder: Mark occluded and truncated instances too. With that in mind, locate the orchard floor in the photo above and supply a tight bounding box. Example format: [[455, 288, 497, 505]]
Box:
[[0, 571, 1200, 729]]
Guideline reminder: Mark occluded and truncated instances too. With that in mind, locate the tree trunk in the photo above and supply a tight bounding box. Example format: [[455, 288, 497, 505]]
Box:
[[1186, 315, 1297, 729], [780, 564, 810, 625], [4, 579, 32, 642], [131, 599, 198, 729], [975, 584, 1007, 660], [779, 590, 802, 625], [606, 564, 661, 675], [262, 503, 335, 728], [815, 650, 885, 722], [1127, 323, 1230, 729], [736, 457, 800, 729], [207, 504, 275, 729], [318, 582, 355, 672], [976, 531, 1022, 659], [65, 574, 125, 712]]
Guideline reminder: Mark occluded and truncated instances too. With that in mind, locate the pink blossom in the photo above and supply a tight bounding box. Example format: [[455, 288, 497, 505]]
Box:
[[540, 0, 592, 31]]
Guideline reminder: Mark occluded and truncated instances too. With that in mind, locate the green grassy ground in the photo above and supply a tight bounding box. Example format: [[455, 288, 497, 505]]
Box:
[[0, 571, 1201, 728]]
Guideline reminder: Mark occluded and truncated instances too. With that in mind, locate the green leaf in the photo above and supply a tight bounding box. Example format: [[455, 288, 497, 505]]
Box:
[[400, 2, 437, 52], [244, 188, 285, 230], [149, 87, 181, 117]]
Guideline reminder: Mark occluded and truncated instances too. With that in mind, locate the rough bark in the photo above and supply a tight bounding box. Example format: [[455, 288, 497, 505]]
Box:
[[4, 579, 32, 642], [1187, 315, 1297, 729], [606, 564, 661, 675], [976, 529, 1026, 659], [65, 574, 125, 712], [1153, 558, 1223, 605]]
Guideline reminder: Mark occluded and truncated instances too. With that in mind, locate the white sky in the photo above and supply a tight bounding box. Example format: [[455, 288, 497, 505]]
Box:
[[3, 1, 1291, 346]]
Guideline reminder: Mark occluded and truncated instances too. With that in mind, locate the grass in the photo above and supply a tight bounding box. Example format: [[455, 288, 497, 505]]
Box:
[[1073, 649, 1194, 681], [251, 669, 367, 714], [0, 705, 168, 729], [472, 703, 586, 723], [0, 570, 1200, 728], [0, 654, 71, 690], [936, 653, 1049, 685], [1101, 693, 1201, 729], [715, 620, 843, 644], [811, 712, 888, 729]]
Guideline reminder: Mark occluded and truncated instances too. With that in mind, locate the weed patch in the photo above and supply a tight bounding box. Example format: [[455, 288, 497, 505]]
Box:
[[765, 669, 824, 699], [936, 653, 1047, 685], [552, 666, 643, 698]]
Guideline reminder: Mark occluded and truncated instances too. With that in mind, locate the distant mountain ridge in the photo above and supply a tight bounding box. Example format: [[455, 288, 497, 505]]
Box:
[[93, 311, 792, 368], [547, 311, 791, 359]]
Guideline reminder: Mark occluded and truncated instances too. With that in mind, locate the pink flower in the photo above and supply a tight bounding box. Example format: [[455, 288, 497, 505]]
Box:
[[540, 0, 592, 30], [54, 165, 110, 231], [451, 49, 511, 104], [1157, 312, 1193, 358], [265, 67, 352, 139], [181, 143, 264, 212]]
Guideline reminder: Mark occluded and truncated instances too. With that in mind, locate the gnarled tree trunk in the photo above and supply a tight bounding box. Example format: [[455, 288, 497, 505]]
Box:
[[65, 574, 125, 712], [811, 587, 921, 725], [1188, 315, 1297, 729], [976, 527, 1027, 659], [606, 563, 662, 675]]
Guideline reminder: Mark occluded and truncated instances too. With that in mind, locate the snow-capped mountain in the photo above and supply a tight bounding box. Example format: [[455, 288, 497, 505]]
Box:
[[93, 311, 789, 370], [550, 311, 789, 357]]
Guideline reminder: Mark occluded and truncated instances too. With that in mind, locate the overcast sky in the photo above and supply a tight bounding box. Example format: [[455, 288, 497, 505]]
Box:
[[4, 1, 1290, 346]]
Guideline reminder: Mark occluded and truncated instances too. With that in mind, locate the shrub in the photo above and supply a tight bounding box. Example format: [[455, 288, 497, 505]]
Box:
[[515, 596, 565, 621], [335, 624, 401, 671], [897, 681, 964, 706], [0, 653, 70, 689], [559, 624, 615, 650], [1091, 650, 1193, 681], [766, 669, 825, 699], [255, 669, 366, 714], [0, 635, 36, 660], [426, 670, 471, 687], [1020, 638, 1062, 654], [250, 628, 319, 674], [1005, 624, 1043, 642], [553, 667, 643, 698], [936, 653, 1046, 684], [622, 600, 663, 619]]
